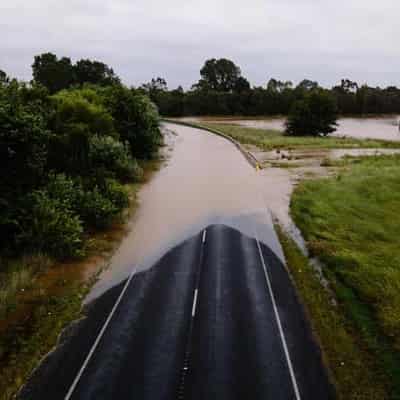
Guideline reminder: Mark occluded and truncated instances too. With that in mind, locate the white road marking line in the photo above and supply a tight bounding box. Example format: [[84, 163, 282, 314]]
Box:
[[202, 229, 207, 244], [255, 234, 302, 400], [64, 268, 137, 400], [191, 289, 199, 317]]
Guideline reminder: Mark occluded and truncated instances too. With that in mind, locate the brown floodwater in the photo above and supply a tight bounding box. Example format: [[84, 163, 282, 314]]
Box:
[[87, 123, 285, 301], [190, 116, 400, 141]]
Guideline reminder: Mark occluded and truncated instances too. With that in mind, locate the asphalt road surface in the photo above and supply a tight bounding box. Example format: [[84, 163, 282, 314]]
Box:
[[20, 225, 335, 400]]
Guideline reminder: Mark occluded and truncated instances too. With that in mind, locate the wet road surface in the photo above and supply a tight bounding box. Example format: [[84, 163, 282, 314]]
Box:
[[20, 226, 334, 400]]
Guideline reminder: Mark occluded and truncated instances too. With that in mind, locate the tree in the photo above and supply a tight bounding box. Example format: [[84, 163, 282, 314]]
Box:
[[233, 76, 251, 93], [102, 85, 161, 159], [297, 79, 319, 91], [0, 69, 9, 84], [74, 59, 120, 86], [267, 79, 293, 93], [32, 53, 75, 93], [195, 58, 244, 92], [285, 90, 338, 136]]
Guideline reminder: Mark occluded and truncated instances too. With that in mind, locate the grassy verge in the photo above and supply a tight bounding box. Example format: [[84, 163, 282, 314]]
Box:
[[290, 155, 400, 398], [0, 158, 162, 400], [199, 122, 400, 151], [276, 226, 388, 399]]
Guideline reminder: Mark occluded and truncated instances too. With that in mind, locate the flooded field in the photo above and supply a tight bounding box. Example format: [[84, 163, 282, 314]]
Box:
[[188, 116, 400, 141]]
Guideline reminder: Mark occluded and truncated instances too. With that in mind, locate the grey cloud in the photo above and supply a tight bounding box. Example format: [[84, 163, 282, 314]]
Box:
[[0, 0, 399, 88]]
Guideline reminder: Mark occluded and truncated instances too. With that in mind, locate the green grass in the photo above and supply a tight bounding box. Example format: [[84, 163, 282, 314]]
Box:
[[291, 155, 400, 398], [199, 122, 400, 151], [276, 226, 388, 399]]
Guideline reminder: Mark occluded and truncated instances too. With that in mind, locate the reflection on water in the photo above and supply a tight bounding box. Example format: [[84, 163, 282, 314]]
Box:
[[87, 123, 284, 301], [197, 116, 400, 141]]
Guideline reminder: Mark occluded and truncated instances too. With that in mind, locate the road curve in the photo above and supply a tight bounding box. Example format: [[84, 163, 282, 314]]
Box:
[[20, 225, 335, 400]]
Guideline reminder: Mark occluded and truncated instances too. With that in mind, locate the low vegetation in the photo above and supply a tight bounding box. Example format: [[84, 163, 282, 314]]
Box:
[[290, 155, 400, 398], [197, 122, 400, 151]]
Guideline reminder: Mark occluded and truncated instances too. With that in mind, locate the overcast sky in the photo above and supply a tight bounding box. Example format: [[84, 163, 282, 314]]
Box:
[[1, 0, 399, 89]]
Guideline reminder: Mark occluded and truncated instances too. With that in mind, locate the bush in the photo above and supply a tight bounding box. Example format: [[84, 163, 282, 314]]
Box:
[[79, 187, 118, 229], [89, 135, 143, 181], [285, 90, 338, 136], [19, 191, 83, 258], [102, 85, 161, 159], [103, 179, 129, 210], [45, 172, 83, 210]]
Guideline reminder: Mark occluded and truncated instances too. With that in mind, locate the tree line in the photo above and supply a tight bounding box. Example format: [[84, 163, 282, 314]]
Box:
[[0, 54, 161, 260], [140, 58, 400, 117]]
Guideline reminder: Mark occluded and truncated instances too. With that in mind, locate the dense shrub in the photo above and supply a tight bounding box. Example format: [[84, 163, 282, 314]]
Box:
[[103, 179, 129, 210], [78, 188, 118, 229], [19, 191, 83, 258], [1, 60, 161, 259], [89, 135, 143, 181], [285, 90, 338, 136], [102, 85, 161, 159]]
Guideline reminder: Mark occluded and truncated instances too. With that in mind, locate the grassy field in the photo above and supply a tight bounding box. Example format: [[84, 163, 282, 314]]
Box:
[[0, 158, 162, 400], [198, 122, 400, 150], [290, 155, 400, 398]]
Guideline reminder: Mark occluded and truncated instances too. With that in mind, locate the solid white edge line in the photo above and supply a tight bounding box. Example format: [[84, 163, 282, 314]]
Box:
[[64, 268, 137, 400], [191, 289, 199, 317], [255, 236, 302, 400], [202, 229, 207, 244]]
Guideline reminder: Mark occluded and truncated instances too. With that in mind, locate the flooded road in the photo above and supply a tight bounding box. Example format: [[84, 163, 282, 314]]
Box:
[[207, 116, 400, 141], [88, 123, 283, 301]]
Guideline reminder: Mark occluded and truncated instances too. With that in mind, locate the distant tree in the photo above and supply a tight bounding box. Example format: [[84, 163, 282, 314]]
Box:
[[195, 58, 244, 92], [267, 78, 293, 93], [74, 59, 120, 86], [0, 69, 9, 84], [233, 76, 251, 93], [340, 79, 358, 93], [32, 53, 75, 93], [285, 90, 338, 136], [297, 79, 319, 91]]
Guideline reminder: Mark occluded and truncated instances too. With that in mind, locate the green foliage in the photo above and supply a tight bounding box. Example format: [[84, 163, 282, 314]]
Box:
[[32, 53, 75, 94], [102, 85, 161, 158], [195, 58, 248, 93], [78, 187, 118, 229], [32, 53, 120, 93], [103, 179, 129, 210], [285, 90, 338, 136], [19, 190, 83, 258], [1, 56, 160, 259], [89, 135, 143, 181], [74, 59, 120, 86]]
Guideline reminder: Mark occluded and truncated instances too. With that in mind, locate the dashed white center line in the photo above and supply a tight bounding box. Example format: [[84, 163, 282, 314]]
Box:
[[202, 229, 207, 244], [191, 289, 199, 317]]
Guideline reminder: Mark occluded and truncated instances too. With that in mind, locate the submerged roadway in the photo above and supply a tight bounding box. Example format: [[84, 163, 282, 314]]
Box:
[[20, 124, 335, 399]]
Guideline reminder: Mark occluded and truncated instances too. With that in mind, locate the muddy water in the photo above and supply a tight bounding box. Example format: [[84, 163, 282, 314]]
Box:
[[198, 116, 400, 141], [87, 123, 284, 301]]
